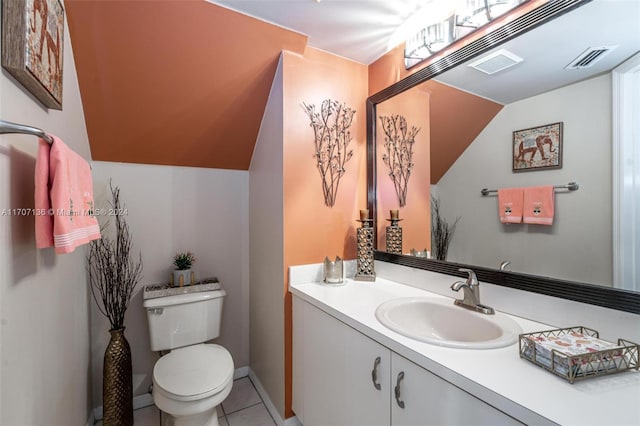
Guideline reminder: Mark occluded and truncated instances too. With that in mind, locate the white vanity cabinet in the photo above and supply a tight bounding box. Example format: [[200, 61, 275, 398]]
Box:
[[391, 353, 523, 426], [292, 296, 391, 426], [293, 296, 523, 426]]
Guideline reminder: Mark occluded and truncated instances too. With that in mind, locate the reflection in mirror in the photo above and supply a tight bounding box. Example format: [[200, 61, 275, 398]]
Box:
[[376, 87, 430, 252], [368, 0, 640, 311], [404, 0, 527, 69]]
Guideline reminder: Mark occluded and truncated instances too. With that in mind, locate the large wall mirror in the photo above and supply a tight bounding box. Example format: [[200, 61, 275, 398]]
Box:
[[367, 0, 640, 314]]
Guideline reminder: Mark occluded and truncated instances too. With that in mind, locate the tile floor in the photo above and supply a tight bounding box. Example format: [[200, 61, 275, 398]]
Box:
[[97, 377, 275, 426]]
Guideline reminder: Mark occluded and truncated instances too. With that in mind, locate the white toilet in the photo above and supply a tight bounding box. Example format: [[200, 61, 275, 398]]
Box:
[[144, 290, 234, 426]]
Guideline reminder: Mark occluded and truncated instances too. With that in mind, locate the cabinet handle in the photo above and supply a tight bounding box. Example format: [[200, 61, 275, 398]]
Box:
[[394, 371, 405, 409], [371, 356, 382, 390]]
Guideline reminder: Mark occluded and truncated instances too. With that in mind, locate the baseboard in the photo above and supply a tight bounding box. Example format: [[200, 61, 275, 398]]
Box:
[[92, 392, 154, 421], [234, 365, 249, 380], [284, 416, 303, 426], [249, 368, 301, 426], [249, 369, 283, 425]]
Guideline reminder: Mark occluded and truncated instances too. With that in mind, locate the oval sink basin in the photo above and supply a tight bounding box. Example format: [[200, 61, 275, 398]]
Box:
[[375, 297, 522, 349]]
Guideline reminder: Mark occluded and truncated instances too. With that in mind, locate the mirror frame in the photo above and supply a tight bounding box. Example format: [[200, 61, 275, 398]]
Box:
[[366, 0, 640, 315]]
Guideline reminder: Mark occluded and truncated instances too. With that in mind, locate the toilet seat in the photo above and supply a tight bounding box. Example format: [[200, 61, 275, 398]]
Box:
[[153, 344, 233, 402]]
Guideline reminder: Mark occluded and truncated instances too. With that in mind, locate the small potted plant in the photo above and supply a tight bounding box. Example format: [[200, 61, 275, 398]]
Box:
[[173, 251, 196, 286]]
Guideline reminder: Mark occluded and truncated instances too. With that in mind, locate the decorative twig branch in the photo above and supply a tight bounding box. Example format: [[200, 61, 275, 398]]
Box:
[[379, 114, 420, 207], [302, 99, 355, 207], [431, 196, 460, 261], [87, 181, 143, 330]]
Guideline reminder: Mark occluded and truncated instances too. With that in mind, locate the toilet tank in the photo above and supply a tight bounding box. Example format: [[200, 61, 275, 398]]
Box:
[[143, 289, 226, 352]]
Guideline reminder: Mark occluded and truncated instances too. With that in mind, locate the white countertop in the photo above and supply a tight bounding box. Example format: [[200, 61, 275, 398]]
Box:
[[290, 277, 640, 426]]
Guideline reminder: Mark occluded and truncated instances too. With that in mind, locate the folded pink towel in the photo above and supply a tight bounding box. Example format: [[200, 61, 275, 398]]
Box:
[[35, 136, 101, 253], [498, 188, 524, 223], [523, 185, 555, 225]]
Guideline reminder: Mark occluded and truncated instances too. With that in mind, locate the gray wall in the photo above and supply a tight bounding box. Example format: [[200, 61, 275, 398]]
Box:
[[89, 162, 250, 408], [249, 54, 286, 418], [0, 11, 93, 425], [436, 74, 612, 285]]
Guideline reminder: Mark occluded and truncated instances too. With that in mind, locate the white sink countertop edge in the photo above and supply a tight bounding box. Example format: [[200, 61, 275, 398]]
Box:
[[289, 277, 640, 426]]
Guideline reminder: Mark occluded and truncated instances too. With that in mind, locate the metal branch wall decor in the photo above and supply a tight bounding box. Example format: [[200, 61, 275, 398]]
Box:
[[379, 114, 420, 207], [302, 99, 355, 207]]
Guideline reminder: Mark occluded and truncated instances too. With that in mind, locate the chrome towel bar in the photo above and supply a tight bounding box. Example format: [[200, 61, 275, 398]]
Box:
[[481, 182, 579, 196], [0, 119, 54, 144]]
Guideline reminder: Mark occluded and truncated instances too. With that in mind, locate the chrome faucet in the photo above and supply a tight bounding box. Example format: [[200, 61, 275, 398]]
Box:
[[500, 260, 511, 271], [450, 268, 495, 315]]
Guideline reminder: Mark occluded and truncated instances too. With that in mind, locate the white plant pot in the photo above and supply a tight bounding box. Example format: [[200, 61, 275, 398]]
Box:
[[173, 269, 192, 286]]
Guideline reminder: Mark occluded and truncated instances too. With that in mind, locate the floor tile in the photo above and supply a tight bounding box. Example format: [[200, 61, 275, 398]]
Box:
[[95, 375, 266, 426], [221, 377, 262, 414], [134, 404, 160, 425], [226, 403, 275, 426], [95, 404, 160, 426]]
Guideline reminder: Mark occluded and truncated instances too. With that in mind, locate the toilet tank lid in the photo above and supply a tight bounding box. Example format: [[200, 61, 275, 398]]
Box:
[[143, 289, 226, 309]]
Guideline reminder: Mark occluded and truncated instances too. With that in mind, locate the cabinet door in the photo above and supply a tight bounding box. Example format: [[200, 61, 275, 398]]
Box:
[[391, 353, 523, 426], [293, 297, 391, 426]]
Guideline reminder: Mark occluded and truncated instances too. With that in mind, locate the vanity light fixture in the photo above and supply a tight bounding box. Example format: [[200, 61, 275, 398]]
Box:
[[404, 19, 454, 61], [401, 0, 527, 69], [468, 49, 523, 75]]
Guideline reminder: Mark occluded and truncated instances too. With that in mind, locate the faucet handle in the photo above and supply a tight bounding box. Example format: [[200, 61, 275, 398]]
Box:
[[458, 268, 478, 286]]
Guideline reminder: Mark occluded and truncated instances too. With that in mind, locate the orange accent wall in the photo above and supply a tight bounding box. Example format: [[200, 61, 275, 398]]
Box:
[[65, 0, 307, 170], [283, 48, 368, 265], [426, 81, 503, 183], [282, 47, 368, 418]]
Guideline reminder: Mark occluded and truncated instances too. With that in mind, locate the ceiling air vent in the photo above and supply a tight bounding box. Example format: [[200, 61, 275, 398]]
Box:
[[566, 46, 617, 69], [468, 49, 523, 75]]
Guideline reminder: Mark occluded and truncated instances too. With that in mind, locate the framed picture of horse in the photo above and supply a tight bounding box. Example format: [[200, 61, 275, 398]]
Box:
[[1, 0, 64, 110], [512, 122, 563, 172]]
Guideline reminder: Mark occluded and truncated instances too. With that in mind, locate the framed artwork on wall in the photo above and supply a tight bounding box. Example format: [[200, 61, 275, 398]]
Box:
[[513, 122, 562, 172], [2, 0, 64, 110], [512, 122, 563, 172]]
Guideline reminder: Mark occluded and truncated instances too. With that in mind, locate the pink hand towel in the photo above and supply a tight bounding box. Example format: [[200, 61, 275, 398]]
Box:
[[35, 136, 101, 253], [498, 188, 524, 223], [523, 185, 555, 225]]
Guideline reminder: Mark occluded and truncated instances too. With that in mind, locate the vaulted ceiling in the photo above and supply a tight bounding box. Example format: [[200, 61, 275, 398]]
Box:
[[65, 1, 530, 174], [65, 0, 307, 170], [65, 1, 634, 174]]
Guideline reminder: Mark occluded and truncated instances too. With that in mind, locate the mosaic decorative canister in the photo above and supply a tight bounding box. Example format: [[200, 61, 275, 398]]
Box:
[[355, 209, 375, 281], [385, 209, 402, 254]]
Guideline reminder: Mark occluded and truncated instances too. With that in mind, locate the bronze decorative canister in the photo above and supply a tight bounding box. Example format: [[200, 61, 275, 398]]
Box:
[[355, 209, 375, 281], [103, 328, 133, 426], [385, 209, 403, 254]]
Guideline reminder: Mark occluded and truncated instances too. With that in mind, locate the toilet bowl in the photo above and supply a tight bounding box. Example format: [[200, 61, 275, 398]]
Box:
[[143, 289, 233, 426], [152, 344, 234, 426]]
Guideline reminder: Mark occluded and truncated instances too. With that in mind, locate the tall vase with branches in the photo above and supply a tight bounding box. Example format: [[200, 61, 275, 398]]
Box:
[[431, 196, 460, 261], [87, 182, 142, 426]]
